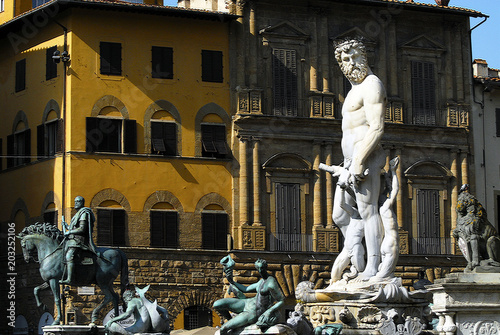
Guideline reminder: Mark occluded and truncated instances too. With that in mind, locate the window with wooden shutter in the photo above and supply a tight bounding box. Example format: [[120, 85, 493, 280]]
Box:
[[10, 129, 31, 167], [416, 189, 440, 254], [38, 120, 61, 158], [411, 61, 436, 125], [201, 50, 223, 83], [150, 211, 178, 248], [274, 183, 301, 251], [152, 46, 173, 79], [15, 59, 26, 92], [46, 46, 57, 80], [151, 121, 176, 156], [86, 117, 122, 153], [272, 49, 298, 116], [202, 212, 227, 250], [123, 119, 137, 154], [201, 124, 227, 158], [7, 134, 13, 168], [97, 209, 126, 246], [100, 42, 122, 76]]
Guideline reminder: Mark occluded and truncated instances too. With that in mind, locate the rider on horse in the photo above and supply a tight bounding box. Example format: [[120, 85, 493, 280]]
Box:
[[60, 196, 99, 285]]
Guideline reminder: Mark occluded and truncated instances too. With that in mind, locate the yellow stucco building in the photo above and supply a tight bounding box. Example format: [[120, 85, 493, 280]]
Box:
[[0, 0, 236, 328]]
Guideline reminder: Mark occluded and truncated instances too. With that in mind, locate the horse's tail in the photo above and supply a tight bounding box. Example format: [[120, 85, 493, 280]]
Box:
[[119, 250, 130, 309]]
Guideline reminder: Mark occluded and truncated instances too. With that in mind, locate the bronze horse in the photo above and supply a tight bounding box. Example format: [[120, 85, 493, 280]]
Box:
[[18, 222, 129, 325]]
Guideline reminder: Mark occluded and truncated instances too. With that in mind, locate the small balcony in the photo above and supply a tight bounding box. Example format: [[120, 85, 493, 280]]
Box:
[[269, 233, 313, 252]]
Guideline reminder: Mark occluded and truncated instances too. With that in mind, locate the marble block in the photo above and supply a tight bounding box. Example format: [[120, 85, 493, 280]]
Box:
[[214, 324, 296, 335]]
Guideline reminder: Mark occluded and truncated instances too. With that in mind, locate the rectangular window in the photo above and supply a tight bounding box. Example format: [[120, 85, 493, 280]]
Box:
[[37, 120, 63, 158], [412, 61, 436, 125], [151, 121, 176, 156], [1, 0, 4, 12], [100, 42, 122, 76], [15, 59, 26, 92], [32, 0, 51, 7], [150, 211, 178, 248], [496, 108, 500, 137], [201, 50, 223, 83], [97, 209, 126, 246], [46, 46, 58, 80], [201, 124, 228, 158], [202, 212, 228, 250], [152, 46, 173, 79], [86, 117, 136, 154], [7, 129, 31, 168], [272, 48, 298, 116]]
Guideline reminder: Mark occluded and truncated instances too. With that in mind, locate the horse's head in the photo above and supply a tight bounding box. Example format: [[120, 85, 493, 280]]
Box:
[[17, 234, 37, 263]]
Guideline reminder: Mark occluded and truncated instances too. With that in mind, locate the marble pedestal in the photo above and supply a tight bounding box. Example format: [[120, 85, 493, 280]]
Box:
[[43, 325, 105, 335], [303, 301, 430, 334], [428, 273, 500, 335]]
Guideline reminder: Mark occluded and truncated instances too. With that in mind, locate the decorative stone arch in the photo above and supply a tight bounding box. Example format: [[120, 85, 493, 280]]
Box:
[[262, 152, 312, 171], [168, 290, 220, 325], [143, 100, 182, 154], [90, 95, 129, 119], [143, 190, 184, 214], [404, 160, 453, 255], [41, 99, 61, 123], [90, 188, 132, 212], [12, 110, 29, 132], [194, 103, 230, 157], [194, 192, 231, 217], [40, 191, 62, 223]]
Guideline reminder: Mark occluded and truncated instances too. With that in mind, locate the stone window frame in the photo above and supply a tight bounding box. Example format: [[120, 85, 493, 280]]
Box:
[[194, 103, 231, 157], [143, 100, 182, 156], [404, 160, 453, 255], [7, 110, 31, 168], [38, 99, 62, 159], [144, 191, 184, 248], [90, 188, 131, 247], [194, 192, 232, 249]]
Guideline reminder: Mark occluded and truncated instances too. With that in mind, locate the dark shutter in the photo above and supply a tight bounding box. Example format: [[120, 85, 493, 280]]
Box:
[[55, 119, 64, 153], [152, 46, 173, 79], [112, 210, 126, 246], [416, 189, 440, 254], [23, 129, 31, 165], [37, 124, 45, 158], [202, 213, 215, 249], [100, 42, 121, 76], [202, 50, 223, 83], [165, 211, 178, 248], [275, 183, 301, 251], [496, 109, 500, 137], [150, 211, 165, 247], [163, 123, 177, 156], [0, 139, 2, 171], [86, 117, 99, 152], [213, 125, 227, 155], [15, 59, 26, 92], [7, 134, 14, 168], [97, 209, 112, 245], [46, 46, 57, 80], [123, 119, 137, 154], [412, 61, 436, 125], [214, 213, 228, 250], [272, 49, 298, 116], [201, 125, 217, 157]]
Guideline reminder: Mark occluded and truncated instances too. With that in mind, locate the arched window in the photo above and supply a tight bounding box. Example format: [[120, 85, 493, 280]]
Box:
[[144, 100, 182, 156], [201, 205, 228, 250], [195, 103, 230, 158], [97, 200, 127, 246], [7, 112, 31, 168], [150, 202, 178, 248], [43, 202, 58, 225], [86, 96, 136, 154], [37, 100, 62, 159]]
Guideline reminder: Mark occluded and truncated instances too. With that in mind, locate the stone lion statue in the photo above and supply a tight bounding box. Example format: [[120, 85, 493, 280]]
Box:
[[453, 184, 500, 270]]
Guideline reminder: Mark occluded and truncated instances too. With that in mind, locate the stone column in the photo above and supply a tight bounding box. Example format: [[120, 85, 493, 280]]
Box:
[[252, 139, 262, 226], [325, 142, 334, 228], [320, 14, 330, 93], [450, 150, 459, 237], [239, 136, 249, 226], [313, 141, 322, 227], [395, 147, 404, 229], [235, 0, 246, 87], [249, 1, 257, 87], [309, 13, 318, 92], [460, 151, 468, 186]]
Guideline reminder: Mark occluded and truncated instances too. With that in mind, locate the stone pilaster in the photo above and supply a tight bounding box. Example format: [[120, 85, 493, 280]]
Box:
[[450, 150, 459, 254], [252, 138, 262, 226], [239, 136, 250, 226]]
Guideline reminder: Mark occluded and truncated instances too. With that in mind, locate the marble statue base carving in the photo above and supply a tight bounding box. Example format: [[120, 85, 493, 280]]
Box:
[[428, 273, 500, 335], [43, 325, 105, 335], [301, 301, 430, 334], [214, 324, 297, 335]]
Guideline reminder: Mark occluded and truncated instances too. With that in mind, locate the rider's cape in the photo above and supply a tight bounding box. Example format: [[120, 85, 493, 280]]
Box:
[[69, 207, 98, 255]]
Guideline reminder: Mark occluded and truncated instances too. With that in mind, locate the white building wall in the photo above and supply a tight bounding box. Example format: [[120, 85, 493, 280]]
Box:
[[177, 0, 228, 12]]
